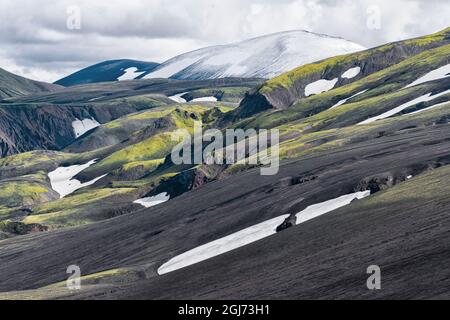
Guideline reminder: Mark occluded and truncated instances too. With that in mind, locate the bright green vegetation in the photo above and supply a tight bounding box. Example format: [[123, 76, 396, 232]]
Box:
[[242, 44, 450, 131], [0, 182, 50, 209], [355, 163, 450, 209], [1, 29, 449, 237], [22, 187, 136, 229], [83, 105, 213, 175], [0, 151, 72, 170]]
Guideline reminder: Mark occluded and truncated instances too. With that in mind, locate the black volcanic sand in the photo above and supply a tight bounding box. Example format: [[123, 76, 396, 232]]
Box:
[[1, 123, 450, 299]]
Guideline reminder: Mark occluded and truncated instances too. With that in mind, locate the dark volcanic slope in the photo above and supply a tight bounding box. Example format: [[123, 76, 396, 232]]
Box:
[[0, 67, 61, 100], [55, 59, 159, 87], [100, 165, 450, 300], [1, 123, 450, 299]]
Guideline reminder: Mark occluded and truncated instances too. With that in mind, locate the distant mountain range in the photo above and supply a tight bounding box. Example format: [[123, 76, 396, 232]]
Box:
[[54, 30, 365, 86], [54, 59, 159, 87]]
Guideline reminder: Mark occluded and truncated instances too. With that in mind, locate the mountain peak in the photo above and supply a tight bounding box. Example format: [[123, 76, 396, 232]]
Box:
[[143, 30, 365, 80]]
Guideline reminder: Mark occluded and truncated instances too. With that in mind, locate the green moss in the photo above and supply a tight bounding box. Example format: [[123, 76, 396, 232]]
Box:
[[0, 181, 51, 209], [23, 188, 135, 228], [260, 29, 450, 94]]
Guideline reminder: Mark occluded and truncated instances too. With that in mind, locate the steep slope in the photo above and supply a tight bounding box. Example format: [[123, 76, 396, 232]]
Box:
[[230, 27, 450, 119], [54, 59, 159, 87], [0, 67, 61, 100], [1, 120, 450, 297], [143, 30, 365, 80]]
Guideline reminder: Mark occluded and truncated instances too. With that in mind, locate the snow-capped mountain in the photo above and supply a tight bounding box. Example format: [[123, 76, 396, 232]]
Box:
[[144, 30, 366, 80], [55, 59, 159, 87]]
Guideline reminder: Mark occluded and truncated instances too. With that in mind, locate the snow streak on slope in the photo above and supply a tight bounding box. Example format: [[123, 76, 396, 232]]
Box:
[[72, 118, 100, 138], [158, 191, 370, 275], [405, 64, 450, 88], [118, 67, 146, 81], [158, 215, 290, 275], [134, 193, 170, 208], [295, 191, 370, 224], [48, 160, 107, 198], [191, 96, 218, 102], [144, 30, 365, 80], [330, 90, 368, 109], [168, 92, 188, 103], [359, 89, 450, 125]]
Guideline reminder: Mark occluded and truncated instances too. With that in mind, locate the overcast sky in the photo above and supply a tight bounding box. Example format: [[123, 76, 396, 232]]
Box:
[[0, 0, 449, 83]]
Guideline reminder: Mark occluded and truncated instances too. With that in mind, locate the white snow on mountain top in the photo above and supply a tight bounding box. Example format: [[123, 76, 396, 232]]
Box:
[[117, 67, 145, 81], [144, 30, 365, 80]]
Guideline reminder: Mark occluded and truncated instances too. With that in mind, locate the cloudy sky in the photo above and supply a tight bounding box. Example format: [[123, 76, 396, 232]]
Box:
[[0, 0, 449, 83]]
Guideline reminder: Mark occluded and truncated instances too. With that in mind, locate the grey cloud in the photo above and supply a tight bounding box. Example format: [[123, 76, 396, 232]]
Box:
[[0, 0, 448, 82]]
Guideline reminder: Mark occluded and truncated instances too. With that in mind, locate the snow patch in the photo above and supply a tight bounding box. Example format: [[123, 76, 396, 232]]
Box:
[[341, 67, 361, 79], [117, 67, 146, 81], [134, 193, 170, 208], [330, 89, 368, 109], [359, 89, 450, 125], [48, 159, 107, 198], [305, 78, 338, 97], [191, 96, 218, 102], [168, 92, 188, 103], [405, 64, 450, 88], [158, 191, 371, 275], [295, 191, 371, 225], [72, 118, 100, 138], [158, 215, 290, 275]]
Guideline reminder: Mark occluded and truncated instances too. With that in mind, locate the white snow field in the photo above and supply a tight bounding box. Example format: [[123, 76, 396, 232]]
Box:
[[158, 215, 290, 275], [168, 92, 188, 103], [117, 67, 146, 81], [295, 191, 371, 225], [48, 160, 107, 198], [144, 30, 365, 80], [191, 96, 218, 102], [305, 78, 339, 97], [330, 89, 368, 109], [133, 193, 170, 208], [359, 89, 450, 125], [158, 191, 371, 275], [72, 118, 100, 138], [405, 64, 450, 88], [341, 67, 361, 79]]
